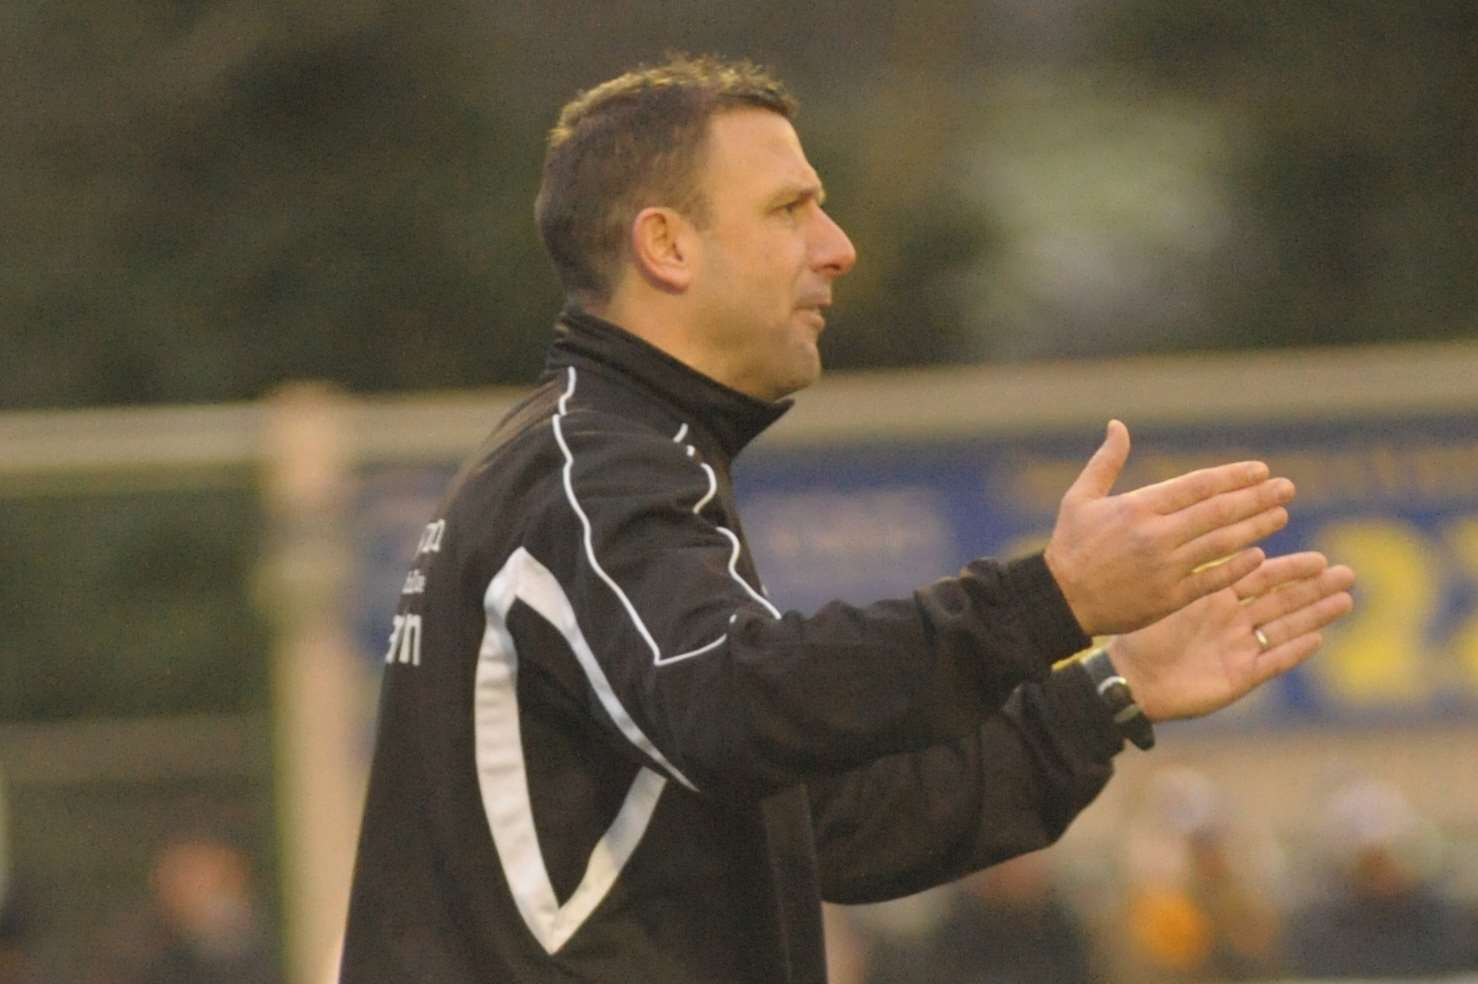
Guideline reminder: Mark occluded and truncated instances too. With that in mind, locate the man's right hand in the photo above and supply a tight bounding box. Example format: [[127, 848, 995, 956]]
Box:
[[1043, 420, 1296, 636]]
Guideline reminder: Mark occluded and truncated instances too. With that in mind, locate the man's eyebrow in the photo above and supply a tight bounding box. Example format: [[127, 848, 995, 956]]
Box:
[[771, 181, 828, 207]]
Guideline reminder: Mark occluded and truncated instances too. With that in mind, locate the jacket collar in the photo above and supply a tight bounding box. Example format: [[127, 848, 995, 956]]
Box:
[[544, 306, 791, 459]]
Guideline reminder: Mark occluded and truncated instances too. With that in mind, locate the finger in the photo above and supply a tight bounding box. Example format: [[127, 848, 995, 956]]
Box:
[[1245, 565, 1356, 628], [1251, 592, 1355, 657], [1169, 478, 1296, 544], [1180, 546, 1264, 603], [1064, 419, 1131, 501], [1232, 551, 1328, 601], [1247, 605, 1353, 682], [1251, 632, 1325, 684], [1133, 459, 1271, 514], [1178, 505, 1289, 570]]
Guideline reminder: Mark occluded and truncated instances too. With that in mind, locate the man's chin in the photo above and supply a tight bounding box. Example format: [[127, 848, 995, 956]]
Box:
[[772, 350, 822, 400]]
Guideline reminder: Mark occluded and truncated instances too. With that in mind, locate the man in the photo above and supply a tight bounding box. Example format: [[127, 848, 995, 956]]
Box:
[[341, 56, 1354, 983]]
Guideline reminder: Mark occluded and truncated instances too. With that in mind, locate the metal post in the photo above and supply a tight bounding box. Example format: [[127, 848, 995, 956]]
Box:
[[258, 383, 366, 984]]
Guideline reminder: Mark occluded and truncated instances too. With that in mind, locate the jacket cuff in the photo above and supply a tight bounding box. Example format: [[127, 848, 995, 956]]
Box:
[[1045, 659, 1125, 760], [1005, 552, 1091, 665]]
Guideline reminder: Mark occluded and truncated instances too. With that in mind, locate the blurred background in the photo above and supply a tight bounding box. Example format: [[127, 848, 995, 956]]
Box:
[[2, 1, 1476, 982]]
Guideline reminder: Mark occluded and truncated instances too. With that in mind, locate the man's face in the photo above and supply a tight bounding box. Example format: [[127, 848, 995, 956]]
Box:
[[687, 109, 856, 402]]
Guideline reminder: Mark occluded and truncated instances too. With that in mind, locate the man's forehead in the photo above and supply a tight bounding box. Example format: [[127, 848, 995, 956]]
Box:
[[705, 108, 821, 192]]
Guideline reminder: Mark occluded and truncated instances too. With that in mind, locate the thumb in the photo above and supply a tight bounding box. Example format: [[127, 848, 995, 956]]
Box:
[[1067, 419, 1130, 501]]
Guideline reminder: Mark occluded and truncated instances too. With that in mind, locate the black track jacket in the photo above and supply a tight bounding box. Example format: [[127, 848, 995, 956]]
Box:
[[340, 309, 1123, 983]]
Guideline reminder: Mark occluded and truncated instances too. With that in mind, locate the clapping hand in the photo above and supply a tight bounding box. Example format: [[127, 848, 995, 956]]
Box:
[[1045, 420, 1296, 635], [1107, 551, 1356, 721]]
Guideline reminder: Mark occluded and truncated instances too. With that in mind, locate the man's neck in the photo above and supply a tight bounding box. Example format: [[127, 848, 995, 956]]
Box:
[[587, 295, 732, 395]]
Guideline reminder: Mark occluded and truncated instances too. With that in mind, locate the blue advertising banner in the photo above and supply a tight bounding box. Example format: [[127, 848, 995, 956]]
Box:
[[736, 412, 1478, 725], [352, 410, 1478, 726]]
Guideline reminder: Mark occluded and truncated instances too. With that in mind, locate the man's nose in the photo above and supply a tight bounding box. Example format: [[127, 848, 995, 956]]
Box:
[[813, 210, 857, 277]]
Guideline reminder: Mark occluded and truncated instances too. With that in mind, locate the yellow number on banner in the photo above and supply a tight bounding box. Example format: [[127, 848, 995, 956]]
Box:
[[1315, 518, 1435, 704]]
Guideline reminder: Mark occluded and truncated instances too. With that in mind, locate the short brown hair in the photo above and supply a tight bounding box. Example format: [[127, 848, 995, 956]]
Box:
[[535, 54, 797, 305]]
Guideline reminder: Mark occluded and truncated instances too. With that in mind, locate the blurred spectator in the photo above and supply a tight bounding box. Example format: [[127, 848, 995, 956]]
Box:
[[84, 835, 277, 984], [1285, 777, 1478, 979], [826, 890, 952, 984], [922, 851, 1096, 984], [842, 853, 1095, 984], [0, 763, 46, 984], [1117, 767, 1282, 982], [1, 885, 47, 984]]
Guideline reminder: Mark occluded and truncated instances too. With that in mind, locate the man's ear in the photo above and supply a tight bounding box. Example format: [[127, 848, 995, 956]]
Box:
[[629, 206, 696, 293]]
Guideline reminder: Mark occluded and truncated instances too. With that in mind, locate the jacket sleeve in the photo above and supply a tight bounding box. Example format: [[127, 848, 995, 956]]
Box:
[[538, 412, 1091, 796], [806, 662, 1121, 904]]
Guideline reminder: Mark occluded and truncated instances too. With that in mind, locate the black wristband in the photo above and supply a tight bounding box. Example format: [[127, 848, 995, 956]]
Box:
[[1079, 648, 1156, 751]]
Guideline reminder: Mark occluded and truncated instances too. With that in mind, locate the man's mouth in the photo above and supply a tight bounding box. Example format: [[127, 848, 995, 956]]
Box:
[[796, 298, 831, 329]]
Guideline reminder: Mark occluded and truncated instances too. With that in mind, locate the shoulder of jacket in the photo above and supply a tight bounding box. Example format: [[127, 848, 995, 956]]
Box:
[[560, 414, 722, 518], [556, 405, 691, 459]]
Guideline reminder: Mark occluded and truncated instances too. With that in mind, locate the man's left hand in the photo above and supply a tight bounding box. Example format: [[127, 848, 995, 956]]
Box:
[[1106, 552, 1356, 721]]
